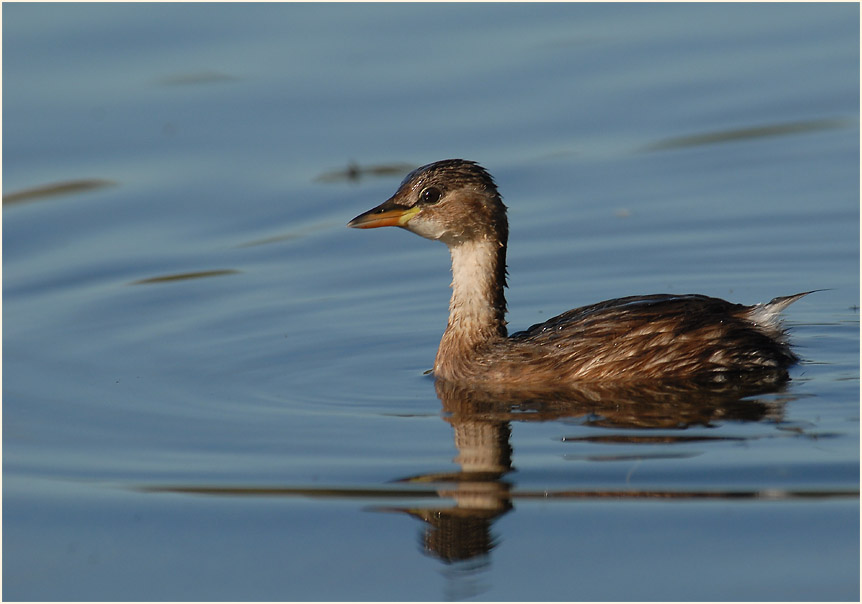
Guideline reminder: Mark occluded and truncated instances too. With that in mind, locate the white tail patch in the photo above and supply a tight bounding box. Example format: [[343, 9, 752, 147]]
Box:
[[747, 291, 815, 330]]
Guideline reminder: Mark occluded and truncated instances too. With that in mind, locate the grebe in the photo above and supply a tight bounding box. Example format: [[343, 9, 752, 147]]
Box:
[[348, 159, 808, 385]]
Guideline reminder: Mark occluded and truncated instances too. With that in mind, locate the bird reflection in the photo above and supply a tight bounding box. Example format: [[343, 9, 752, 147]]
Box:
[[135, 375, 815, 600], [389, 376, 791, 571], [399, 419, 513, 564]]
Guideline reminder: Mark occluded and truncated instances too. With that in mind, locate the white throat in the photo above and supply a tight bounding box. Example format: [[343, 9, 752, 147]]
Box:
[[447, 237, 504, 333]]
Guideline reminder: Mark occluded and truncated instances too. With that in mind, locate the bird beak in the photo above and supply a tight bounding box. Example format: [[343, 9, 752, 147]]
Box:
[[347, 198, 420, 229]]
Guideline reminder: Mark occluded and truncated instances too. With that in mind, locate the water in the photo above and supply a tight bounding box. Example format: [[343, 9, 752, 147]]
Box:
[[3, 3, 859, 601]]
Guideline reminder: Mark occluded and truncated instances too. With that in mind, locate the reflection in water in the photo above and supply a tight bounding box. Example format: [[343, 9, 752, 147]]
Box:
[[397, 420, 513, 564], [137, 377, 855, 600], [387, 377, 797, 590], [433, 376, 790, 428], [439, 555, 492, 602]]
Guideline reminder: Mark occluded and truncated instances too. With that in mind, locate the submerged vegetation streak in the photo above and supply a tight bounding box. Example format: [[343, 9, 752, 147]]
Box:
[[642, 118, 851, 152], [137, 484, 858, 501], [130, 269, 240, 285], [2, 179, 116, 205]]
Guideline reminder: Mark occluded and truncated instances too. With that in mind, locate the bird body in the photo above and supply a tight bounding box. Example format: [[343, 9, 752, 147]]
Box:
[[348, 159, 808, 386]]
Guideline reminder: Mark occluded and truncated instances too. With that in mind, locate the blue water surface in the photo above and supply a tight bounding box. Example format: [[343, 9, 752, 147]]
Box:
[[3, 3, 859, 601]]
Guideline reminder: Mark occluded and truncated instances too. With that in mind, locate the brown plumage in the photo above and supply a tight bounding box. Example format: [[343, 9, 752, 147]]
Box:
[[348, 159, 810, 386]]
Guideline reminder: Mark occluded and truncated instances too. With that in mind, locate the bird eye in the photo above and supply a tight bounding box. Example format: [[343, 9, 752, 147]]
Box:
[[419, 187, 442, 205]]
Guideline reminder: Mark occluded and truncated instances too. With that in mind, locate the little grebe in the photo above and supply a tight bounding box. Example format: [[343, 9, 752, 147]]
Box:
[[348, 159, 809, 386]]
